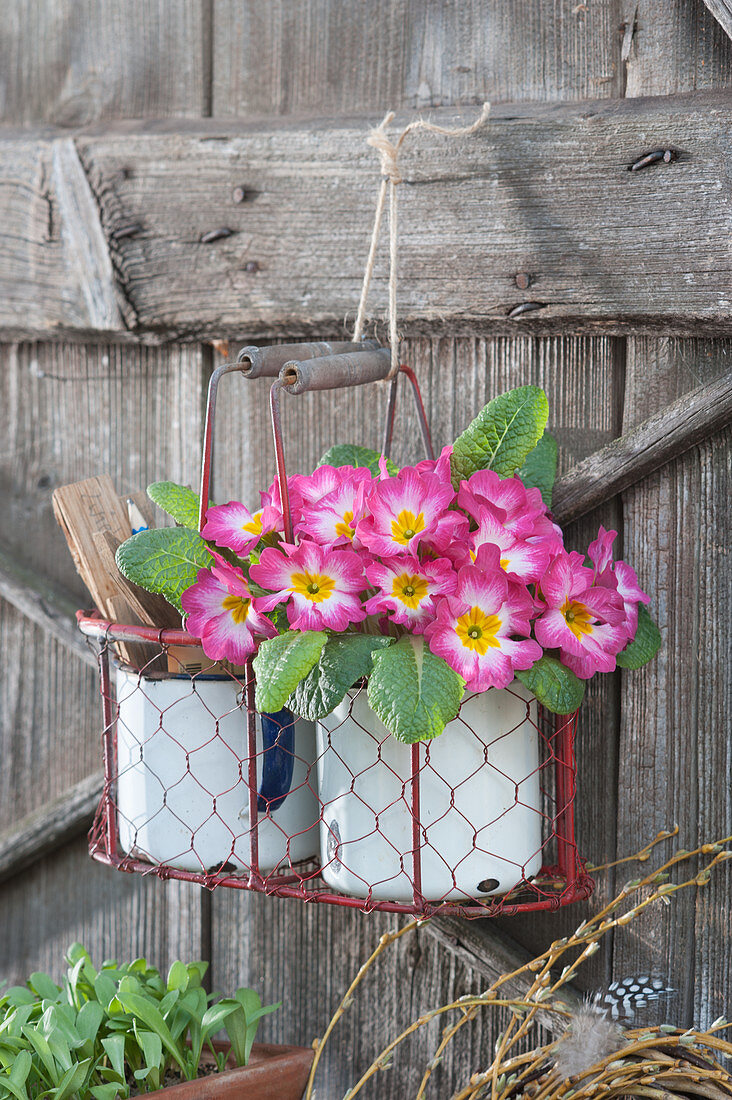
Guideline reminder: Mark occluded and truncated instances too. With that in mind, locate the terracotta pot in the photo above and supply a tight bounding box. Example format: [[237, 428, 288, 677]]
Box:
[[145, 1042, 314, 1098]]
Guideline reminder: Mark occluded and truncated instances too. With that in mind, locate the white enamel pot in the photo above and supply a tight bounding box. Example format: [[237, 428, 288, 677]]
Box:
[[115, 669, 319, 873], [316, 681, 543, 901]]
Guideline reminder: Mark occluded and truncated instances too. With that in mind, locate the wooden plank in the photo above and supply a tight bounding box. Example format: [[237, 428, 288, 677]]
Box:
[[0, 1, 209, 125], [3, 92, 732, 339], [0, 344, 204, 832], [0, 771, 102, 886], [212, 890, 550, 1099], [615, 0, 732, 1034], [625, 0, 732, 96], [613, 338, 732, 1030], [702, 0, 732, 40], [551, 370, 732, 525], [0, 545, 95, 666], [0, 838, 207, 987], [212, 0, 624, 117]]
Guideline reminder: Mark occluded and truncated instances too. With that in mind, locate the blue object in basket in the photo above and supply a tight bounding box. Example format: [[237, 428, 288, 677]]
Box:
[[258, 707, 296, 813]]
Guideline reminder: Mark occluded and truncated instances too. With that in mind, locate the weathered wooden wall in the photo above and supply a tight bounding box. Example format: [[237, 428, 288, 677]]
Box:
[[0, 3, 730, 1098]]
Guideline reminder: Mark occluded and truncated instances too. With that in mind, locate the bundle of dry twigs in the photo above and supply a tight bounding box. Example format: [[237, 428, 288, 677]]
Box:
[[305, 829, 732, 1100]]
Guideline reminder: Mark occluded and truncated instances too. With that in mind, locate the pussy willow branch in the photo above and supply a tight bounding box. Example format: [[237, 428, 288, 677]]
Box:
[[424, 828, 691, 1100], [308, 834, 732, 1100], [586, 826, 679, 872]]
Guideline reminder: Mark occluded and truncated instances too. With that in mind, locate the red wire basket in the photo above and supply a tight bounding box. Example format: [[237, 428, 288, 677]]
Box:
[[80, 348, 594, 918]]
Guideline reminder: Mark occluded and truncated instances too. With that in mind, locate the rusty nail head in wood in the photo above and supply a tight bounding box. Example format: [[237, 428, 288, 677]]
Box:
[[200, 227, 234, 243], [514, 272, 532, 290], [628, 148, 678, 172], [232, 186, 246, 203], [244, 260, 260, 273]]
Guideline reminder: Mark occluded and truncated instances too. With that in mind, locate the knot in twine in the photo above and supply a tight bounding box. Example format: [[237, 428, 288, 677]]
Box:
[[353, 103, 490, 378], [367, 111, 403, 184]]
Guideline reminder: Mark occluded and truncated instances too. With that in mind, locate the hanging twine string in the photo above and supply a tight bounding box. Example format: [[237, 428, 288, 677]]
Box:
[[353, 102, 491, 379]]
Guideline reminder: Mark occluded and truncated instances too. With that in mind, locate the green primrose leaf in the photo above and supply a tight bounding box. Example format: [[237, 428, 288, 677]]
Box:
[[317, 443, 398, 477], [451, 386, 549, 487], [253, 631, 328, 712], [367, 636, 465, 743], [287, 634, 394, 720], [615, 605, 662, 669], [116, 528, 213, 613], [146, 481, 202, 529], [515, 656, 585, 715], [518, 430, 558, 508]]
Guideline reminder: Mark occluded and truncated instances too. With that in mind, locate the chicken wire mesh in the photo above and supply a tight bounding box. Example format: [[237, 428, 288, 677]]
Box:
[[79, 613, 594, 918]]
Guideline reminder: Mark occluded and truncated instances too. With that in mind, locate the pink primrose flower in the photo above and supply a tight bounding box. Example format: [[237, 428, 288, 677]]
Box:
[[413, 444, 454, 479], [588, 526, 650, 637], [202, 500, 280, 555], [260, 475, 305, 533], [533, 550, 629, 678], [249, 541, 367, 631], [459, 469, 562, 548], [469, 505, 551, 584], [424, 552, 542, 691], [298, 476, 371, 548], [181, 558, 276, 664], [356, 463, 458, 559], [364, 555, 457, 633]]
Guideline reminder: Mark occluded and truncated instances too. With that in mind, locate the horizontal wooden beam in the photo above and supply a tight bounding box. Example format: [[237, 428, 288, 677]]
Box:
[[2, 90, 732, 341], [0, 771, 103, 886], [0, 544, 96, 666], [427, 915, 582, 1034], [552, 370, 732, 525]]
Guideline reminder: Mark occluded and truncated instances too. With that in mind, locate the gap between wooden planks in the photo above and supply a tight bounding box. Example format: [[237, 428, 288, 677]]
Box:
[[2, 90, 732, 339]]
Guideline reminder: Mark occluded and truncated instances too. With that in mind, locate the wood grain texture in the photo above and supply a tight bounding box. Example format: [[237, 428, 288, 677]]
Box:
[[0, 771, 102, 886], [0, 838, 207, 987], [702, 0, 732, 40], [613, 338, 732, 1029], [0, 343, 204, 850], [552, 370, 732, 524], [212, 892, 545, 1100], [625, 0, 732, 96], [0, 1, 208, 125], [3, 92, 732, 339], [0, 544, 94, 665], [611, 0, 732, 1034], [212, 0, 624, 117], [0, 344, 204, 598]]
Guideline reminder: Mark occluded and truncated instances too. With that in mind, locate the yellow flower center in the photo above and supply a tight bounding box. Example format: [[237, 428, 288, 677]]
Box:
[[455, 606, 501, 655], [334, 510, 355, 540], [221, 594, 251, 624], [561, 598, 594, 639], [241, 510, 264, 536], [290, 571, 336, 603], [391, 509, 426, 546], [500, 557, 510, 570], [391, 572, 429, 609]]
